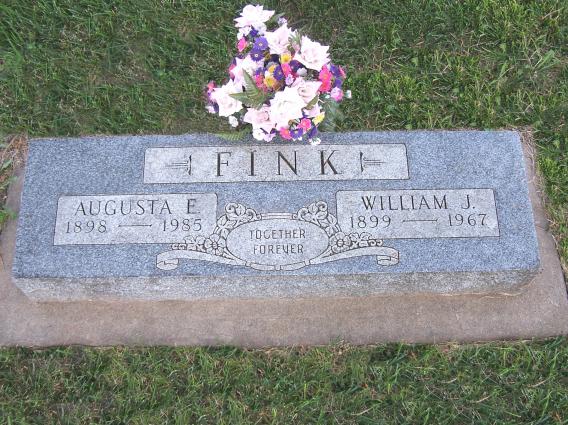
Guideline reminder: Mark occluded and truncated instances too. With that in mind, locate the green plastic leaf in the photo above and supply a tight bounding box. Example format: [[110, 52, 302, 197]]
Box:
[[228, 72, 269, 108], [229, 92, 253, 103], [215, 129, 250, 142], [320, 98, 345, 131], [267, 12, 284, 26], [243, 71, 258, 92], [305, 94, 320, 110], [289, 30, 302, 47]]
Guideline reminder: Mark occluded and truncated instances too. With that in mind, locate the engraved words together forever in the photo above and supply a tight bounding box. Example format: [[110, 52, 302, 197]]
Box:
[[157, 201, 400, 271]]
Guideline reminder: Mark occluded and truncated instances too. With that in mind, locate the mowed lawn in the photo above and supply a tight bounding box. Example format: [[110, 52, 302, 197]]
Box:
[[1, 0, 567, 423]]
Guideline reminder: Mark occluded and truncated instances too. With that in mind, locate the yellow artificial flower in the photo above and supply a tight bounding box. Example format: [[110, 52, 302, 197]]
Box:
[[268, 64, 277, 73], [265, 75, 277, 88], [280, 52, 292, 63], [313, 112, 325, 125]]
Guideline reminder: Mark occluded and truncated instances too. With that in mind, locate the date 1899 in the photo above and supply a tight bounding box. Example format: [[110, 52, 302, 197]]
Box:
[[346, 213, 490, 231], [349, 215, 391, 229]]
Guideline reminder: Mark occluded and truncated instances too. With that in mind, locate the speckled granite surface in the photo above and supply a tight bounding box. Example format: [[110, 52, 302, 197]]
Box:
[[11, 131, 539, 299]]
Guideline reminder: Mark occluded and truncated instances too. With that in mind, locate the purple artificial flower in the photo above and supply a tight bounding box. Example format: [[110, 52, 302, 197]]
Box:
[[290, 127, 304, 139], [249, 28, 259, 38], [273, 65, 285, 81], [308, 125, 318, 138], [253, 37, 268, 51], [333, 77, 343, 88], [289, 60, 303, 73], [250, 49, 265, 61], [329, 63, 342, 78], [254, 67, 264, 76]]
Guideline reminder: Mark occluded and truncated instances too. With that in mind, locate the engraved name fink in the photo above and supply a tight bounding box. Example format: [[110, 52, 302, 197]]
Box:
[[144, 143, 409, 183]]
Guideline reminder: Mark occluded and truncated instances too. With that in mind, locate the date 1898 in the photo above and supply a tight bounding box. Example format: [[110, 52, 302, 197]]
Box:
[[65, 220, 107, 233], [65, 218, 204, 234], [55, 193, 217, 245]]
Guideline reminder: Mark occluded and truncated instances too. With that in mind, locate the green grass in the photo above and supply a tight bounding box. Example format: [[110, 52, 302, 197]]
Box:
[[0, 0, 567, 422], [1, 0, 566, 262], [1, 340, 567, 424]]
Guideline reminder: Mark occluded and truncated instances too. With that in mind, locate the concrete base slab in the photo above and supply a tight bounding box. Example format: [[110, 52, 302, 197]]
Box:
[[0, 139, 567, 347]]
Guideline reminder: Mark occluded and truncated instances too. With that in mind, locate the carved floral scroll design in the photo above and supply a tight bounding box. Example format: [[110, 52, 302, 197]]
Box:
[[157, 201, 399, 271]]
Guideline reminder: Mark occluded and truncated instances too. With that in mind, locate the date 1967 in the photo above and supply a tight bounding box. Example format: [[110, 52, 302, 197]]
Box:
[[337, 188, 499, 239], [348, 213, 489, 230]]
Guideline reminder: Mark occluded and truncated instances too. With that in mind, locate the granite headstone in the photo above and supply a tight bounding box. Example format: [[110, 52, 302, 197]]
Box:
[[12, 131, 540, 300]]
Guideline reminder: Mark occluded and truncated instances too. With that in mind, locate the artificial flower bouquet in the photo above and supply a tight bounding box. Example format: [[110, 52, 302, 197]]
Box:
[[205, 4, 350, 145]]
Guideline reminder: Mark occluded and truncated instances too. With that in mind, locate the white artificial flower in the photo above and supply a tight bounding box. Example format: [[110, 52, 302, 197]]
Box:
[[285, 74, 294, 86], [206, 105, 216, 114], [243, 106, 274, 133], [278, 17, 288, 26], [210, 80, 243, 117], [269, 86, 306, 129], [234, 5, 274, 29], [264, 132, 276, 142], [303, 103, 321, 118], [228, 115, 239, 127], [292, 77, 322, 104], [256, 23, 268, 35], [296, 68, 307, 77], [237, 26, 252, 39], [309, 137, 321, 146], [265, 23, 295, 55], [295, 36, 330, 71], [345, 90, 352, 99], [252, 127, 265, 141], [231, 55, 263, 87]]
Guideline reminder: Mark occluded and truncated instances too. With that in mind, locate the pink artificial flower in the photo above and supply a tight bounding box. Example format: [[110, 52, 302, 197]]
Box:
[[207, 81, 216, 93], [319, 65, 332, 83], [339, 66, 346, 78], [228, 63, 237, 79], [281, 62, 292, 77], [279, 128, 292, 140], [299, 118, 312, 131], [330, 87, 344, 101], [318, 65, 332, 92], [237, 38, 247, 52], [254, 74, 264, 88], [319, 79, 332, 93]]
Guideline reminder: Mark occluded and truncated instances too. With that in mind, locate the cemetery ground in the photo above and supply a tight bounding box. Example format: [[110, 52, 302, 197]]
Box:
[[0, 0, 567, 422]]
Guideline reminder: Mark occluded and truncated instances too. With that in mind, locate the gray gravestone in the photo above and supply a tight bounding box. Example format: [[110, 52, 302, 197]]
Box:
[[12, 131, 539, 300]]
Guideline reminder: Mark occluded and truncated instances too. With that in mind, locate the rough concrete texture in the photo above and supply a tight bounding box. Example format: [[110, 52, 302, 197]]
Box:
[[0, 136, 566, 347]]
